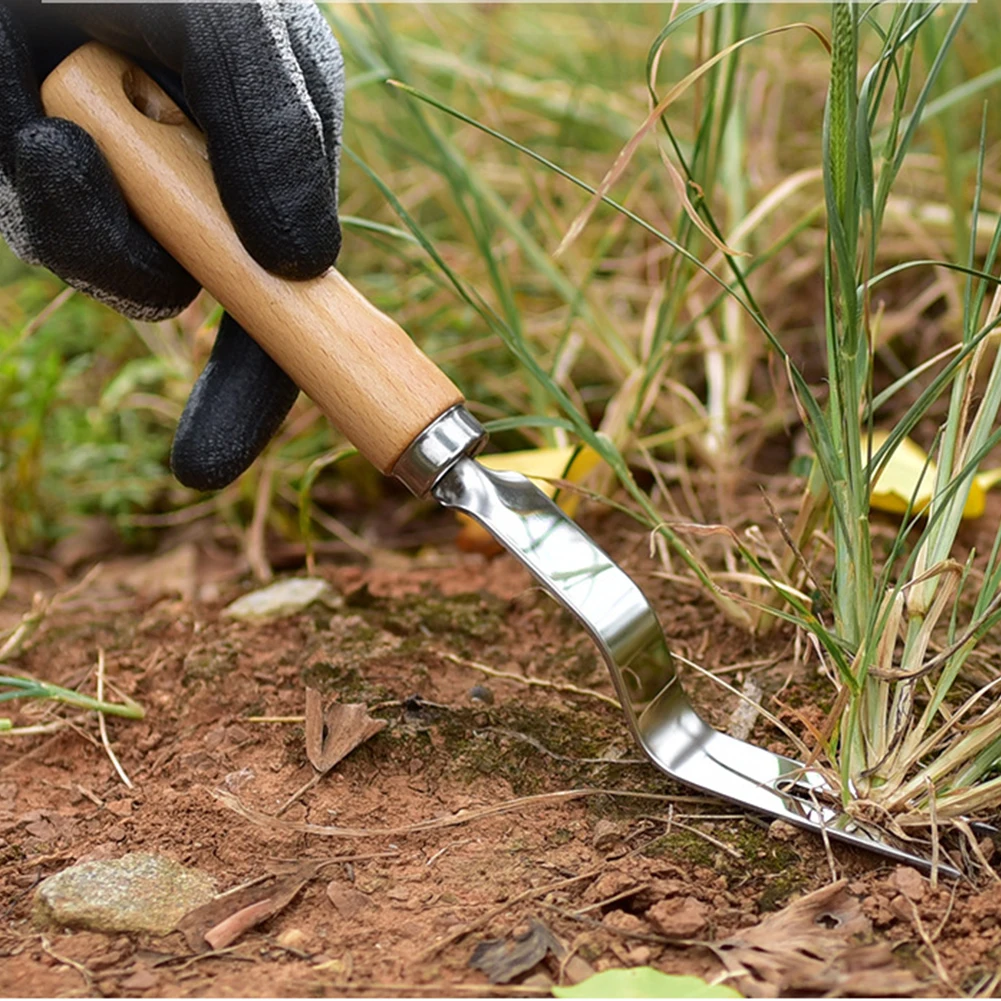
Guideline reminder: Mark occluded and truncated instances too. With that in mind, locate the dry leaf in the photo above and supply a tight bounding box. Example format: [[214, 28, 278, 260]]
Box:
[[305, 689, 386, 773], [470, 919, 562, 984], [715, 880, 921, 997], [177, 863, 319, 953]]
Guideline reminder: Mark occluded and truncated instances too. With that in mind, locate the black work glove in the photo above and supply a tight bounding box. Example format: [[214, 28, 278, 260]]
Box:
[[0, 1, 345, 490]]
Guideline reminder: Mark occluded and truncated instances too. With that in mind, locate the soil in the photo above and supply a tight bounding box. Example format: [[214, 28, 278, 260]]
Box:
[[2, 507, 1001, 998]]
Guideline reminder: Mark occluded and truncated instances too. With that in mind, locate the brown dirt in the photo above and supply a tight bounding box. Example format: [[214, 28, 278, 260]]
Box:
[[1, 520, 1000, 998]]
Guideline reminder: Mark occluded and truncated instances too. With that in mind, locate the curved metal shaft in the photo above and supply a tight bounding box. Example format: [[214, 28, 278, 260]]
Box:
[[397, 407, 954, 875]]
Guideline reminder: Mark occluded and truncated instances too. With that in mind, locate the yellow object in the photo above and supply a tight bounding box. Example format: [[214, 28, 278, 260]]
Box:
[[457, 445, 603, 553], [868, 429, 1001, 520]]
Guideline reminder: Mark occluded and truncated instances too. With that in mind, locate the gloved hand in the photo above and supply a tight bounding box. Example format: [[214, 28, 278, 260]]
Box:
[[0, 1, 345, 490]]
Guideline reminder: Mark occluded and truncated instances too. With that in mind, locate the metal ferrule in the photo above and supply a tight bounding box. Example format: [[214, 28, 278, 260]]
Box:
[[392, 404, 487, 497]]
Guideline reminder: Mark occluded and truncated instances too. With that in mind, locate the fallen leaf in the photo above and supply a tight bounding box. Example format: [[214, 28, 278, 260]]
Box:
[[553, 968, 740, 998], [305, 689, 387, 773], [469, 919, 562, 984], [714, 880, 921, 997], [177, 863, 319, 953], [868, 429, 999, 519]]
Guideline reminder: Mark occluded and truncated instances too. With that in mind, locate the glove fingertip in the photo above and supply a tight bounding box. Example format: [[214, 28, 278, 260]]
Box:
[[170, 316, 300, 491]]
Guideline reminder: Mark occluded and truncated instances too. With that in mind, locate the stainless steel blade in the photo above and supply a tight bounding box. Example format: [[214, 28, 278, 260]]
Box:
[[433, 454, 958, 876]]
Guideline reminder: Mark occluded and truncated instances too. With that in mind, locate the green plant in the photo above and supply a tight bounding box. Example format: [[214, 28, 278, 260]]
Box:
[[0, 674, 144, 733], [552, 968, 741, 999]]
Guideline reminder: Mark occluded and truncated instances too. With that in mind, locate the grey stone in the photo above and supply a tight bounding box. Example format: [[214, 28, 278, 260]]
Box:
[[34, 852, 215, 935], [223, 577, 336, 621]]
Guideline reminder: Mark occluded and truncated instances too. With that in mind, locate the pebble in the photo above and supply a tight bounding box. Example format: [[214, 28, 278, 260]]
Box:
[[34, 852, 215, 936], [222, 578, 335, 621], [276, 928, 308, 950], [591, 819, 622, 851], [469, 684, 495, 705]]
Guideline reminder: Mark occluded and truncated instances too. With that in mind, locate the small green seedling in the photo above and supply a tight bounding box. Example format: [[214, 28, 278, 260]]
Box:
[[0, 674, 144, 733]]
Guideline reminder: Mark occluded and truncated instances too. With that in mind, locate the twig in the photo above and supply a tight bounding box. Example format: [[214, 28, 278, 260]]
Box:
[[662, 817, 743, 860], [0, 565, 105, 665], [903, 896, 954, 992], [275, 773, 323, 816], [425, 839, 474, 867], [213, 786, 710, 840], [40, 935, 94, 992], [246, 459, 274, 584], [438, 650, 620, 708], [97, 649, 132, 789], [153, 945, 254, 971], [809, 787, 839, 883], [927, 777, 939, 890], [572, 883, 651, 915]]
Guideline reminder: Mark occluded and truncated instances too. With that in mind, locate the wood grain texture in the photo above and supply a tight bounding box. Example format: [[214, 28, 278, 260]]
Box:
[[41, 43, 463, 473]]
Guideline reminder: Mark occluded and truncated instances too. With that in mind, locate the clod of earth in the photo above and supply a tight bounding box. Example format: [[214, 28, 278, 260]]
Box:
[[33, 852, 216, 936], [222, 577, 336, 621], [646, 895, 709, 938], [888, 866, 926, 903]]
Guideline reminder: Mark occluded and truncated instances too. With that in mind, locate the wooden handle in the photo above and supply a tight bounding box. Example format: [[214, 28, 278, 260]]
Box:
[[41, 43, 463, 474]]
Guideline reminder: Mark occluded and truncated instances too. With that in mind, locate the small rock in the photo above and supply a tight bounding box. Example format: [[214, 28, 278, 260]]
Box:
[[276, 928, 308, 950], [646, 896, 709, 937], [890, 866, 926, 902], [106, 825, 127, 843], [768, 819, 798, 842], [591, 819, 622, 851], [387, 886, 411, 901], [105, 799, 134, 818], [223, 578, 335, 621], [34, 852, 215, 936], [326, 882, 370, 920], [890, 894, 915, 923], [469, 685, 494, 705], [980, 837, 997, 863]]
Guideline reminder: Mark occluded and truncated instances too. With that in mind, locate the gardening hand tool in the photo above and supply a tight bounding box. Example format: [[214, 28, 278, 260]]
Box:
[[43, 42, 956, 876]]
